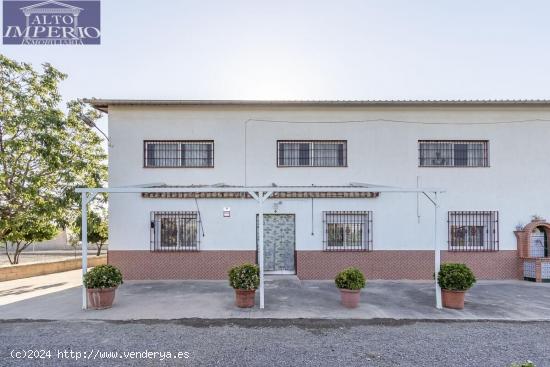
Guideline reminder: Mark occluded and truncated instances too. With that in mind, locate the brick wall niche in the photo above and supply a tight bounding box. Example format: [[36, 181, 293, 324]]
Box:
[[515, 219, 550, 282]]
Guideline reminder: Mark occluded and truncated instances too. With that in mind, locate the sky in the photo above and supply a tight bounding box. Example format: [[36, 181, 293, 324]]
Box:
[[1, 0, 550, 133]]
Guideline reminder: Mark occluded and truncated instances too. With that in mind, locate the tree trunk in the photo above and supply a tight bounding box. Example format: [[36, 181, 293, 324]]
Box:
[[11, 242, 31, 265], [4, 242, 14, 265], [13, 249, 20, 265], [96, 243, 103, 256], [12, 243, 22, 265]]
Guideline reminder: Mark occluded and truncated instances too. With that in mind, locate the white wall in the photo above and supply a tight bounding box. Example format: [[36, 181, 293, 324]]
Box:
[[108, 105, 550, 251]]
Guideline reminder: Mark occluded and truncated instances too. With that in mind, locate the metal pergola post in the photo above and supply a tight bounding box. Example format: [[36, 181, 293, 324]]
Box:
[[433, 192, 442, 309], [81, 192, 98, 310], [81, 194, 87, 310], [258, 199, 265, 309], [423, 191, 442, 309], [249, 191, 273, 309]]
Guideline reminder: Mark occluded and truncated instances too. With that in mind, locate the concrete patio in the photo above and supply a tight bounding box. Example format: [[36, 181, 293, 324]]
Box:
[[1, 270, 550, 321]]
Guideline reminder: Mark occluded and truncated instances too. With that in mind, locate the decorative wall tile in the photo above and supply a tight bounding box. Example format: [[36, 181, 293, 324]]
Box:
[[530, 233, 546, 257], [524, 261, 536, 278]]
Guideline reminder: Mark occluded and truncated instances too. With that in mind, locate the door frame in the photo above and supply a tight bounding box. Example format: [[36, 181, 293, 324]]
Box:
[[256, 213, 296, 275]]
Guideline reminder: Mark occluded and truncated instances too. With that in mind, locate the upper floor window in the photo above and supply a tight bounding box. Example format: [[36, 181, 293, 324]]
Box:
[[144, 140, 214, 168], [150, 211, 200, 251], [277, 140, 347, 167], [323, 211, 372, 251], [419, 140, 489, 167], [448, 211, 499, 252]]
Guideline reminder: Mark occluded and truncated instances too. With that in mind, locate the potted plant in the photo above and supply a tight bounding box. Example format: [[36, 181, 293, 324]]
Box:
[[510, 362, 535, 367], [83, 264, 123, 310], [335, 267, 366, 308], [228, 263, 260, 308], [437, 263, 476, 309]]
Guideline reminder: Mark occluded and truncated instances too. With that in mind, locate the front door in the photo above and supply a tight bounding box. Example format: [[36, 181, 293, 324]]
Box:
[[256, 214, 295, 274]]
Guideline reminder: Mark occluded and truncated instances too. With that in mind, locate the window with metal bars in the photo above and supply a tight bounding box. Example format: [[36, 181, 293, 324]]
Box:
[[448, 211, 498, 252], [419, 140, 489, 167], [144, 140, 214, 168], [323, 211, 372, 251], [277, 140, 347, 167], [150, 211, 200, 251]]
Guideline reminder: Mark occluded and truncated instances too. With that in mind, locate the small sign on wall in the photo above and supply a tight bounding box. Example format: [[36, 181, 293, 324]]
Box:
[[223, 207, 231, 218]]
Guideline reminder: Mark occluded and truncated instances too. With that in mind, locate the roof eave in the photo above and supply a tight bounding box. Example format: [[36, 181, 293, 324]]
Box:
[[83, 98, 550, 113]]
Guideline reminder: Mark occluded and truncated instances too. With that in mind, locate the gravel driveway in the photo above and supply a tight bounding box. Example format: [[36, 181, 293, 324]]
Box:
[[0, 320, 547, 366]]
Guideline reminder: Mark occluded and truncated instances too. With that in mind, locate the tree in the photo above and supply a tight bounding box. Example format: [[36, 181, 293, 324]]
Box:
[[0, 54, 107, 264], [69, 209, 108, 256], [2, 212, 58, 264]]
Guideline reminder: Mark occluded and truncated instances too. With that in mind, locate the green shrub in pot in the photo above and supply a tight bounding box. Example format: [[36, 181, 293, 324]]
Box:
[[437, 263, 476, 291], [510, 361, 535, 367], [334, 267, 366, 308], [83, 264, 123, 289], [437, 263, 476, 310], [83, 264, 123, 310], [228, 263, 260, 308], [335, 267, 366, 290], [228, 263, 260, 290]]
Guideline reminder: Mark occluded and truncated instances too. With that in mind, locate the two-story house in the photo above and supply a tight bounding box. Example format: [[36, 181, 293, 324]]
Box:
[[86, 99, 550, 282]]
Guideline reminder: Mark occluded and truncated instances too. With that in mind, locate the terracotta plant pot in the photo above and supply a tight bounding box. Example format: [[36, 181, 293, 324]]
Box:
[[87, 287, 117, 310], [442, 289, 466, 309], [339, 289, 361, 308], [235, 289, 256, 308]]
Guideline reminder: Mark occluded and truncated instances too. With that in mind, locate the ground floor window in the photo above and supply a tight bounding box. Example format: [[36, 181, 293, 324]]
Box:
[[448, 211, 498, 251], [150, 211, 200, 251], [323, 211, 372, 251]]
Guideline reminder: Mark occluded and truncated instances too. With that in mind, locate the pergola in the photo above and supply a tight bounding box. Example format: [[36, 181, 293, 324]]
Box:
[[76, 183, 445, 310]]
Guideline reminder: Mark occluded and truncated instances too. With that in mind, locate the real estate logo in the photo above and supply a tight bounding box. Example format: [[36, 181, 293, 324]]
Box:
[[2, 0, 100, 45]]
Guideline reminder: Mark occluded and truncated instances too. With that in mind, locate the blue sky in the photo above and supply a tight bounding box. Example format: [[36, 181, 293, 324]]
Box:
[[2, 0, 550, 107]]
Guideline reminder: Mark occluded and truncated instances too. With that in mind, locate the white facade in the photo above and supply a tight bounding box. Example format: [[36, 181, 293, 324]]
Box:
[[105, 102, 550, 256]]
